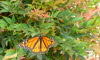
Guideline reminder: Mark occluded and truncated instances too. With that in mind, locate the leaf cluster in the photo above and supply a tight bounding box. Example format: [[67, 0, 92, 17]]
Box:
[[0, 0, 100, 60]]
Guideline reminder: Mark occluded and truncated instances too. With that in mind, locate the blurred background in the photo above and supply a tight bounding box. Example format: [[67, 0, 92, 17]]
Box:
[[0, 0, 100, 60]]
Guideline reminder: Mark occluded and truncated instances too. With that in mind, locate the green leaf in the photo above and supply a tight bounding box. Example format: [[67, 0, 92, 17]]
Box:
[[7, 24, 14, 30], [11, 15, 16, 23], [13, 24, 22, 31], [1, 39, 7, 49], [0, 56, 3, 60], [0, 19, 7, 29], [51, 10, 61, 18], [57, 10, 68, 17], [21, 24, 29, 30], [29, 27, 37, 37], [71, 17, 83, 22], [0, 1, 11, 12], [95, 17, 100, 25], [0, 48, 6, 54], [0, 9, 9, 13], [40, 23, 54, 29], [3, 49, 17, 60], [3, 16, 14, 24], [81, 19, 96, 28], [4, 49, 15, 56]]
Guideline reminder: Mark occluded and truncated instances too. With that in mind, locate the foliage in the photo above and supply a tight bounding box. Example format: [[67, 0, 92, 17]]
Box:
[[0, 0, 100, 60]]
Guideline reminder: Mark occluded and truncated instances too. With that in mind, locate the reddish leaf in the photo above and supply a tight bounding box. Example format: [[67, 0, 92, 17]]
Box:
[[83, 7, 100, 20]]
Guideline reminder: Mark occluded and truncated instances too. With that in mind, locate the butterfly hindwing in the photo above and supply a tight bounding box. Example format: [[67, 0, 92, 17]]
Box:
[[41, 41, 48, 52]]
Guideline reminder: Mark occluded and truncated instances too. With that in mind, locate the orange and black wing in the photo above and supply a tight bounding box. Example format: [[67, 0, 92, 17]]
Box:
[[31, 36, 56, 53], [31, 38, 48, 53], [42, 36, 56, 48], [19, 36, 56, 53], [19, 37, 39, 50]]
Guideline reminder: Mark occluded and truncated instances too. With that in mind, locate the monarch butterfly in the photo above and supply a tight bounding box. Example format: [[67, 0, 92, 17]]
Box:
[[19, 36, 56, 53]]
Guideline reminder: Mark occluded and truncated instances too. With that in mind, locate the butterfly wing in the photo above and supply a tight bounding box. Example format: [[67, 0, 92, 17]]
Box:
[[42, 36, 56, 48], [19, 41, 26, 48], [31, 39, 48, 53], [40, 36, 56, 53], [32, 36, 56, 53], [25, 37, 39, 49], [19, 37, 47, 53], [19, 36, 56, 53], [19, 37, 39, 50]]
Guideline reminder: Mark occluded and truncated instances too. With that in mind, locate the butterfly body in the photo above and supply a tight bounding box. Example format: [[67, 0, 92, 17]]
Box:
[[19, 36, 56, 53]]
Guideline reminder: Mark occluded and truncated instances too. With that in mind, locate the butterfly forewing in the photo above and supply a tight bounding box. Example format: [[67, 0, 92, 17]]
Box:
[[19, 42, 26, 48], [25, 37, 39, 49], [42, 36, 56, 48]]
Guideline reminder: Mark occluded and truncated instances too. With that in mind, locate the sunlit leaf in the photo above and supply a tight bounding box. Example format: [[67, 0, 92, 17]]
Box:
[[0, 19, 7, 29]]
